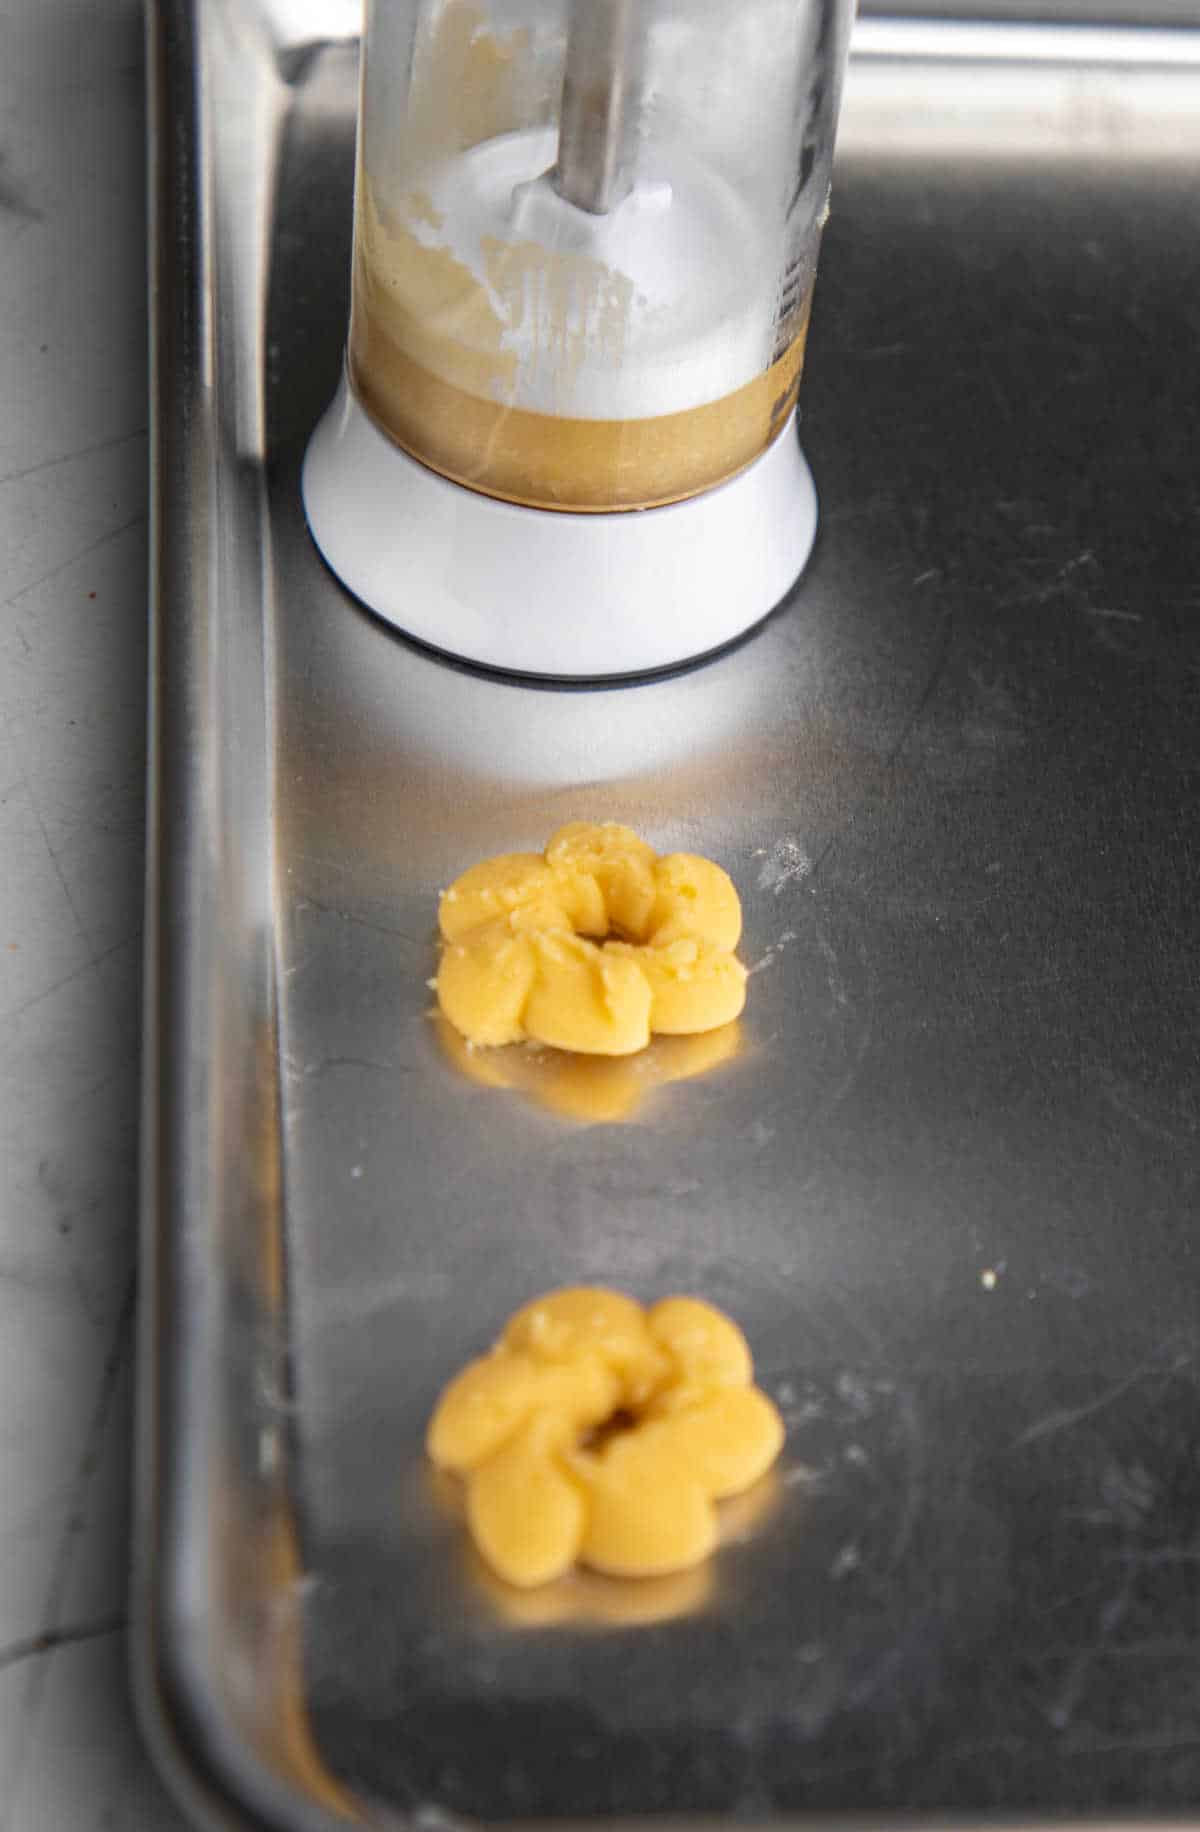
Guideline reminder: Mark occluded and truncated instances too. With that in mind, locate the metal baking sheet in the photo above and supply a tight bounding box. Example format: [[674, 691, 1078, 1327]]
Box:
[[133, 3, 1200, 1827]]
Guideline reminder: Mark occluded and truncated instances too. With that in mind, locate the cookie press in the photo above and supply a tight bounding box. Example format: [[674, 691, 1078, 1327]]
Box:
[[303, 0, 853, 676]]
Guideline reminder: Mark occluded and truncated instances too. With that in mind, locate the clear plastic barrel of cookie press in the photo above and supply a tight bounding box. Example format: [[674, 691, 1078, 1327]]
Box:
[[348, 0, 854, 512]]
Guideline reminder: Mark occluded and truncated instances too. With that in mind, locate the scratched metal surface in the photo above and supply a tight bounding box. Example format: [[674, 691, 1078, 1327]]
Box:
[[137, 3, 1200, 1828]]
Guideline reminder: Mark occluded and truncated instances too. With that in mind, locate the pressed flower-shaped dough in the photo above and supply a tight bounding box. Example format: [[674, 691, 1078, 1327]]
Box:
[[427, 1288, 784, 1587], [435, 823, 747, 1056]]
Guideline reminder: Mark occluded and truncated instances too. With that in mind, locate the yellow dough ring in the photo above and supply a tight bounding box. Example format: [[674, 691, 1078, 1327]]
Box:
[[436, 822, 748, 1055], [429, 1288, 785, 1587]]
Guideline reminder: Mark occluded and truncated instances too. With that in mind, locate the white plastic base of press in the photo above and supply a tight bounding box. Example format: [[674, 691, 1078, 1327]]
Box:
[[301, 377, 818, 679]]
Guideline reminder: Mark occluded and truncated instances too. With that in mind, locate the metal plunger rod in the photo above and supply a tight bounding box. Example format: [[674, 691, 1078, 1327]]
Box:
[[554, 0, 642, 215]]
